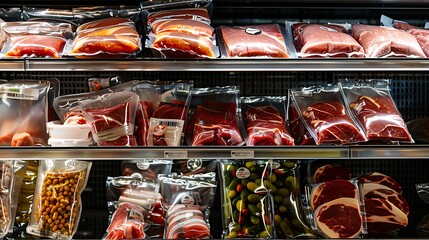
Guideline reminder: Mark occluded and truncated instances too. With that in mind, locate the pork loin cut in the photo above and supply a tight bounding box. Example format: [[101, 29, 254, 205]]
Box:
[[315, 197, 362, 238], [294, 24, 364, 58], [363, 183, 409, 215], [313, 164, 351, 184], [352, 24, 426, 58], [365, 198, 408, 233], [311, 179, 357, 210], [350, 95, 413, 142], [359, 172, 402, 194]]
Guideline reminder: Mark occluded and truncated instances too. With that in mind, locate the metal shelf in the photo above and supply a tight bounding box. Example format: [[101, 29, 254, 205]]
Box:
[[23, 58, 429, 72], [1, 145, 429, 160], [0, 60, 25, 71]]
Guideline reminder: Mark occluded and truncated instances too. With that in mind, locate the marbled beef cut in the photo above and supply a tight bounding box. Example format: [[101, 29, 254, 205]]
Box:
[[303, 101, 366, 145], [365, 198, 408, 233], [363, 183, 409, 215], [311, 179, 357, 210], [315, 198, 362, 238], [359, 172, 403, 194], [350, 95, 413, 142], [313, 164, 351, 184]]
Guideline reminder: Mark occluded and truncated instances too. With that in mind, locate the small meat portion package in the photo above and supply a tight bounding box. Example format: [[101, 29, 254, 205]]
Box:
[[391, 21, 429, 57], [219, 24, 289, 58], [352, 24, 426, 58], [292, 23, 364, 58], [242, 97, 294, 146], [4, 36, 66, 58], [104, 202, 146, 240]]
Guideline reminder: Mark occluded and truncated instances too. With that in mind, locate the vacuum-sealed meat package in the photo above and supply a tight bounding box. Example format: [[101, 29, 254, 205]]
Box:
[[219, 24, 289, 58], [340, 79, 414, 143], [103, 202, 146, 240], [219, 159, 274, 238], [160, 174, 216, 239], [0, 21, 73, 38], [0, 81, 50, 146], [76, 17, 135, 32], [186, 86, 244, 146], [121, 159, 173, 180], [79, 91, 139, 146], [352, 24, 426, 58], [146, 8, 211, 26], [289, 22, 364, 58], [152, 19, 214, 37], [242, 96, 294, 146], [134, 82, 191, 146], [291, 84, 367, 145], [288, 98, 315, 145], [26, 160, 92, 239]]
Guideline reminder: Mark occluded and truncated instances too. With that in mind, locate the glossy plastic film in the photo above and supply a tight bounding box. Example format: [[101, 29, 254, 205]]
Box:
[[103, 202, 146, 240], [121, 159, 173, 180], [2, 35, 68, 58], [147, 8, 210, 26], [151, 19, 214, 38], [288, 96, 315, 145], [173, 159, 217, 175], [0, 21, 73, 38], [0, 161, 13, 238], [76, 17, 135, 32]]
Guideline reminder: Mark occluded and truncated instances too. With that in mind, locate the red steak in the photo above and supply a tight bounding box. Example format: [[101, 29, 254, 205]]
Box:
[[365, 198, 408, 233], [105, 202, 146, 240], [289, 105, 315, 145], [313, 164, 351, 184], [350, 95, 413, 142], [363, 183, 409, 215], [311, 179, 357, 210], [303, 101, 366, 145], [359, 172, 403, 194], [315, 198, 362, 238]]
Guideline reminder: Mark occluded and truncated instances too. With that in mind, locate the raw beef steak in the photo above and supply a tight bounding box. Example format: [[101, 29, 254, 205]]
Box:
[[311, 179, 357, 209]]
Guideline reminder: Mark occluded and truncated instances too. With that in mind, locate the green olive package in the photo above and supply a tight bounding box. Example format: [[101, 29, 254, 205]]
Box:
[[219, 159, 316, 238]]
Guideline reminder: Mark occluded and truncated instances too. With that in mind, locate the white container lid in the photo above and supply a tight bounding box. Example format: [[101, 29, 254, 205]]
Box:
[[48, 138, 92, 147], [47, 121, 92, 140]]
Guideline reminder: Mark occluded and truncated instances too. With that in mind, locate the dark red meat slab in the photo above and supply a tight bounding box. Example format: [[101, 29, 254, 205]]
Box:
[[359, 172, 403, 194], [313, 164, 351, 184], [365, 198, 408, 233], [311, 179, 357, 210]]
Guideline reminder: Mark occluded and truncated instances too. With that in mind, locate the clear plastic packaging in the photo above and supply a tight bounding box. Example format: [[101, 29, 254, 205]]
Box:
[[26, 160, 92, 239], [146, 8, 210, 26], [241, 96, 294, 146], [339, 79, 414, 143], [0, 8, 22, 21], [134, 82, 191, 146], [0, 161, 13, 238], [291, 84, 367, 145], [152, 19, 214, 38], [219, 24, 290, 58], [79, 91, 139, 146], [9, 160, 28, 232], [73, 6, 141, 23], [22, 7, 75, 22], [1, 35, 68, 58], [121, 159, 173, 180], [141, 0, 212, 12], [173, 159, 217, 175], [352, 24, 426, 58], [219, 159, 274, 238], [88, 76, 122, 92], [186, 86, 244, 146], [287, 21, 364, 58], [0, 81, 50, 146], [76, 17, 135, 32], [0, 21, 73, 38], [288, 98, 315, 145], [103, 202, 147, 240]]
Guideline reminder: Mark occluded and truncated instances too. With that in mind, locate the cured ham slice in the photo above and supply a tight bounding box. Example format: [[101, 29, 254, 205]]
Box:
[[315, 198, 362, 238], [104, 202, 146, 240], [220, 24, 289, 58], [294, 24, 364, 58], [303, 101, 366, 145], [350, 95, 413, 142], [151, 19, 214, 38], [5, 35, 66, 58], [311, 179, 357, 209], [352, 24, 426, 58]]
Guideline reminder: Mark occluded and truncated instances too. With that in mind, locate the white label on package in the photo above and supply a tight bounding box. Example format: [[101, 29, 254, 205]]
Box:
[[231, 150, 254, 159], [0, 87, 39, 100], [92, 124, 134, 142], [148, 118, 184, 146], [236, 167, 251, 179], [164, 150, 188, 159]]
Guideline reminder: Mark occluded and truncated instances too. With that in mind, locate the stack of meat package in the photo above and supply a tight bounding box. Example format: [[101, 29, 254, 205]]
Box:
[[143, 0, 217, 58]]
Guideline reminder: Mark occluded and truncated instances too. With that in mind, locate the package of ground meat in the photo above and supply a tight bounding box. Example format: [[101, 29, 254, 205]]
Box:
[[339, 79, 414, 143]]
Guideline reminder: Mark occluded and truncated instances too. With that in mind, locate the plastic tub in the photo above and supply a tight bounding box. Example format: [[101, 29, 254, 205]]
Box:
[[47, 121, 91, 139], [48, 138, 92, 147]]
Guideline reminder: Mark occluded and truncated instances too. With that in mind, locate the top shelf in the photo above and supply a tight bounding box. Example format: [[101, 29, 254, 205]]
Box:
[[6, 58, 429, 72]]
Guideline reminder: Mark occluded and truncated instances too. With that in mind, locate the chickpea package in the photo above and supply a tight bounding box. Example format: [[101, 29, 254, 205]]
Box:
[[26, 160, 92, 239]]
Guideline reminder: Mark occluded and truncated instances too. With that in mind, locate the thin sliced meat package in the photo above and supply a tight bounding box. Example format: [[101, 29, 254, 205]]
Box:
[[104, 202, 146, 240], [147, 8, 211, 26], [242, 96, 294, 146], [389, 19, 429, 57], [219, 24, 289, 58], [340, 79, 414, 143], [352, 24, 426, 58], [292, 23, 364, 58], [151, 19, 214, 38], [3, 35, 67, 58]]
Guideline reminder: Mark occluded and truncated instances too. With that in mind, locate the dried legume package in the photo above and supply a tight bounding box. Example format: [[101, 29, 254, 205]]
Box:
[[26, 160, 92, 239], [0, 160, 13, 238]]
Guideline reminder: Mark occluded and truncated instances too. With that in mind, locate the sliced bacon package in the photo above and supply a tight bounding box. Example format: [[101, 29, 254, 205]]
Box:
[[287, 21, 364, 58], [291, 84, 367, 145], [134, 82, 191, 146], [218, 24, 291, 58], [241, 96, 294, 146], [352, 24, 426, 58], [79, 91, 139, 146], [159, 173, 217, 239], [305, 179, 367, 238], [186, 86, 245, 146], [339, 79, 414, 143], [0, 81, 50, 146]]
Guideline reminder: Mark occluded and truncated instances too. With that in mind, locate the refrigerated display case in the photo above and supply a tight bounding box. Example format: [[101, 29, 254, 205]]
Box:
[[0, 0, 429, 238]]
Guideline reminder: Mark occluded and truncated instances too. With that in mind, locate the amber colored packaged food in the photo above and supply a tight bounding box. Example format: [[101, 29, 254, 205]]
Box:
[[0, 160, 13, 238], [1, 35, 68, 58], [76, 17, 135, 32], [9, 160, 28, 232], [219, 24, 290, 58], [147, 8, 211, 26], [15, 160, 38, 228], [26, 160, 92, 239], [0, 21, 73, 38]]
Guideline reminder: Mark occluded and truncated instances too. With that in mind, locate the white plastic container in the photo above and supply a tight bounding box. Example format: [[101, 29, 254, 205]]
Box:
[[47, 121, 91, 139], [48, 138, 92, 147]]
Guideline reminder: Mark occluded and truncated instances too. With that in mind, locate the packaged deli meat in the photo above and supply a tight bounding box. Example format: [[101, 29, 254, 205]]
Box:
[[152, 19, 214, 38], [103, 202, 146, 240], [291, 84, 367, 145], [26, 160, 92, 239], [186, 86, 244, 146], [241, 96, 294, 146], [288, 98, 315, 145], [0, 21, 73, 38], [79, 91, 139, 146], [219, 24, 289, 58], [340, 79, 414, 143], [351, 24, 426, 58], [147, 8, 210, 26], [289, 22, 364, 58]]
